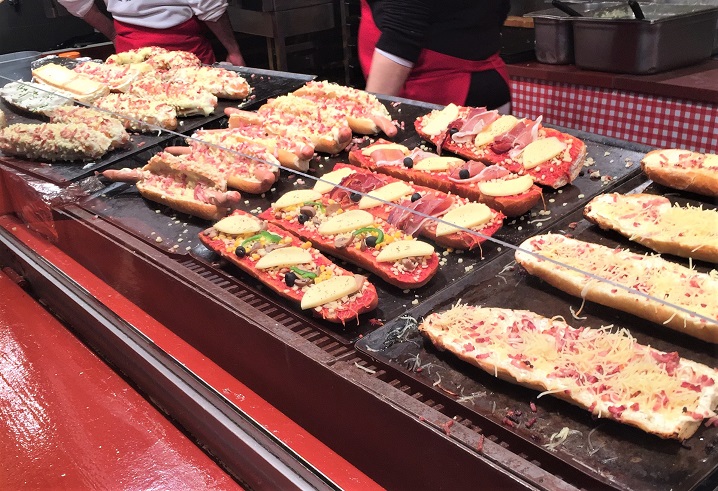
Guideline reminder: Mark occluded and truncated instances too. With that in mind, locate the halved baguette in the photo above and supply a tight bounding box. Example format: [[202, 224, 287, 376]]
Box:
[[584, 193, 718, 263], [641, 148, 718, 197], [515, 234, 718, 343], [419, 303, 718, 440], [0, 122, 112, 161]]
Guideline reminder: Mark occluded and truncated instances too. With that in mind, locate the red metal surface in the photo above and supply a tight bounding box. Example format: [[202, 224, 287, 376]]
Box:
[[0, 214, 382, 491], [0, 269, 241, 490]]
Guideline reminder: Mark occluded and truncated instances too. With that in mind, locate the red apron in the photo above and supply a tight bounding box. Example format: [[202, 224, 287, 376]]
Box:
[[358, 0, 509, 106], [114, 17, 216, 65]]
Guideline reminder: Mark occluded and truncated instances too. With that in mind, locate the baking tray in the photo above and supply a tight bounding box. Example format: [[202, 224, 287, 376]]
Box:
[[79, 95, 650, 345], [0, 53, 313, 186], [355, 176, 718, 491], [572, 3, 718, 74]]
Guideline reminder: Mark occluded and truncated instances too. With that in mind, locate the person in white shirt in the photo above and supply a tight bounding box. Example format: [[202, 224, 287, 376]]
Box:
[[57, 0, 244, 66]]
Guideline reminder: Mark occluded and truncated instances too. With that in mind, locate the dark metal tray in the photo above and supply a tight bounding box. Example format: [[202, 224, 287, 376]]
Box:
[[355, 176, 718, 491], [0, 55, 313, 186]]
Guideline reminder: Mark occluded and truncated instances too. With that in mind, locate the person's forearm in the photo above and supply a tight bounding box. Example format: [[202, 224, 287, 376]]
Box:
[[204, 12, 245, 65], [364, 50, 412, 96], [80, 5, 116, 41]]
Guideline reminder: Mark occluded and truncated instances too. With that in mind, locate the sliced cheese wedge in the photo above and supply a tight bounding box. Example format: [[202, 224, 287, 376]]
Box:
[[376, 240, 434, 262], [273, 189, 323, 209], [318, 209, 374, 235], [642, 148, 699, 166], [359, 181, 414, 209], [214, 214, 262, 235], [435, 203, 493, 237], [422, 103, 460, 136], [414, 156, 463, 172], [255, 246, 312, 270], [702, 153, 718, 168], [313, 167, 356, 194], [474, 115, 519, 148], [301, 275, 360, 310], [478, 175, 534, 197], [521, 137, 567, 170], [361, 143, 409, 156]]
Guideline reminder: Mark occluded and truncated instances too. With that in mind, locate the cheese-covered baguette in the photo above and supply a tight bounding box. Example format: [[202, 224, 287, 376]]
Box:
[[32, 63, 109, 104], [641, 149, 718, 197], [94, 93, 178, 132], [515, 234, 718, 342], [0, 123, 112, 161], [419, 304, 718, 440], [44, 106, 130, 150], [584, 193, 718, 263]]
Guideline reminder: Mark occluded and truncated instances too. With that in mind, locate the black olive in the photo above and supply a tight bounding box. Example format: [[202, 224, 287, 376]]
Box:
[[350, 192, 361, 202], [297, 213, 309, 224], [235, 245, 246, 258], [285, 271, 297, 287], [365, 235, 378, 248], [403, 157, 414, 168], [459, 169, 470, 179], [449, 127, 459, 135], [410, 192, 421, 202]]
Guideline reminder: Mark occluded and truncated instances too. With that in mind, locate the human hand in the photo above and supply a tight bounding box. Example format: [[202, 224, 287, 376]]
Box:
[[225, 52, 246, 67]]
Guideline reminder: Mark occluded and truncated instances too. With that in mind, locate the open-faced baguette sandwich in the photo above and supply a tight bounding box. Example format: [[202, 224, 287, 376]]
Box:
[[641, 148, 718, 197], [199, 210, 378, 323], [415, 104, 587, 189], [0, 81, 76, 113], [419, 303, 718, 440], [348, 139, 542, 217], [43, 105, 130, 150], [292, 80, 397, 137], [0, 122, 113, 161], [584, 193, 718, 263], [106, 47, 201, 71], [162, 66, 251, 100], [32, 63, 110, 104], [163, 138, 279, 195], [72, 60, 145, 93], [93, 92, 178, 132], [515, 234, 718, 343], [101, 152, 241, 221], [258, 189, 440, 289], [126, 74, 217, 117], [193, 126, 314, 172], [225, 95, 353, 154], [317, 163, 504, 251]]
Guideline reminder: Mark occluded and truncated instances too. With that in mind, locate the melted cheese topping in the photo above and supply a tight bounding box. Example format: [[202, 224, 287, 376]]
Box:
[[420, 304, 718, 435]]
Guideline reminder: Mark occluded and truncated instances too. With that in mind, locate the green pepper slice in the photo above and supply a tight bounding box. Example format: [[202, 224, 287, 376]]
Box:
[[290, 266, 318, 279], [352, 226, 384, 244], [303, 201, 326, 212], [241, 230, 282, 247]]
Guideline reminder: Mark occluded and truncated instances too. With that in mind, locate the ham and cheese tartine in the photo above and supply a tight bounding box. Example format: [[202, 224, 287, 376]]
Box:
[[584, 193, 718, 263], [419, 304, 718, 440], [0, 122, 112, 161], [515, 234, 718, 343], [641, 148, 718, 197]]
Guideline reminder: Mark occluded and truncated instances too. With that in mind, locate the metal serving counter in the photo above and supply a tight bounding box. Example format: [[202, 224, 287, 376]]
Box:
[[0, 56, 716, 490]]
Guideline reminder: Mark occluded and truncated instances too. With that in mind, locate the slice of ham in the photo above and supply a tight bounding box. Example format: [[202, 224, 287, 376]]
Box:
[[491, 116, 543, 156], [448, 161, 511, 184], [451, 108, 500, 144], [370, 148, 406, 166], [329, 172, 388, 203], [387, 194, 454, 236]]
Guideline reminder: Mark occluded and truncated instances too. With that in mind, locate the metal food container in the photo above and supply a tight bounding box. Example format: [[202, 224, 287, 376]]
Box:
[[572, 4, 718, 74], [525, 3, 623, 65]]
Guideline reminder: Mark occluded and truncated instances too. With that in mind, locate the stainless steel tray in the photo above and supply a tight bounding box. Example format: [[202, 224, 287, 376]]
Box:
[[572, 4, 718, 73]]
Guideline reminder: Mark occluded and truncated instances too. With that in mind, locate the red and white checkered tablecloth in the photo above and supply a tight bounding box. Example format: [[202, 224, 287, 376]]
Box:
[[510, 77, 718, 154]]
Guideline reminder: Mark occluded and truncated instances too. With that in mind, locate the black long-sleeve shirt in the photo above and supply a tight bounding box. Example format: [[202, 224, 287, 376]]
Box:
[[369, 0, 510, 63]]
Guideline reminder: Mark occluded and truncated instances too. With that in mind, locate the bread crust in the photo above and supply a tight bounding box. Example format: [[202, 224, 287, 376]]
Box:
[[515, 234, 718, 343], [419, 304, 718, 440], [584, 193, 718, 263], [136, 184, 226, 221], [641, 149, 718, 197]]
